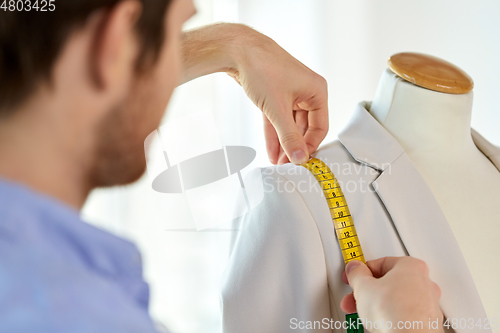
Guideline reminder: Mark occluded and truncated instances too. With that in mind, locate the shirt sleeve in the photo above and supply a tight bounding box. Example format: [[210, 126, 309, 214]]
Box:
[[0, 231, 161, 333]]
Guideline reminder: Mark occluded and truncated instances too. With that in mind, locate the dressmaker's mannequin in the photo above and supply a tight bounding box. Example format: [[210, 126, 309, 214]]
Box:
[[369, 53, 500, 327]]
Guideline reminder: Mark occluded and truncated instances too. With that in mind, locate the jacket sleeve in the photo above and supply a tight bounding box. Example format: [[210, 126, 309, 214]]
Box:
[[220, 168, 333, 333]]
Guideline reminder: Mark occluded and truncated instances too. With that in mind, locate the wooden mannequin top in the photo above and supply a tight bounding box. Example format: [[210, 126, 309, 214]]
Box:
[[388, 52, 474, 94], [369, 53, 500, 330]]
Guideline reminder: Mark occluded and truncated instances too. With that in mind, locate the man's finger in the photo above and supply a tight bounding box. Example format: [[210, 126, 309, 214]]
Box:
[[294, 83, 329, 155], [340, 292, 357, 314], [263, 114, 280, 165], [366, 256, 425, 278], [277, 146, 290, 165], [433, 282, 442, 299], [341, 270, 348, 284], [303, 104, 329, 155], [365, 256, 403, 278], [266, 104, 309, 165], [294, 110, 309, 136], [345, 260, 374, 291]]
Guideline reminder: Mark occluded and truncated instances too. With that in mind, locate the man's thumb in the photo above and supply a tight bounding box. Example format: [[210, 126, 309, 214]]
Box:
[[281, 131, 309, 164], [345, 260, 374, 290], [271, 116, 309, 164]]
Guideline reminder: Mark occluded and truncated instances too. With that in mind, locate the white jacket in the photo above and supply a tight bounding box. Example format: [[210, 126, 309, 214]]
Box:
[[221, 101, 499, 333]]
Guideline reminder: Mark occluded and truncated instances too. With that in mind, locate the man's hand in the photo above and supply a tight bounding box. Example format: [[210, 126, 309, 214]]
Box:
[[341, 257, 444, 333], [181, 23, 328, 165]]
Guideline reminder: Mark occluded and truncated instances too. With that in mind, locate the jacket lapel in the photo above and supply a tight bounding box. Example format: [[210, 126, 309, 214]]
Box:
[[338, 102, 490, 333]]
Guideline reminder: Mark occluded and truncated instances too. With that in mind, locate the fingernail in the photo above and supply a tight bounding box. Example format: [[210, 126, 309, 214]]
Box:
[[346, 260, 361, 274], [291, 150, 307, 165]]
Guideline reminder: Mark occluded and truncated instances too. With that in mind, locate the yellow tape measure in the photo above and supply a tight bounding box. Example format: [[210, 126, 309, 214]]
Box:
[[301, 157, 366, 265]]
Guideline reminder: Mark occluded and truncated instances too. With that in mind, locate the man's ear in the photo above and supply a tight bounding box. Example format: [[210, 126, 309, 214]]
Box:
[[90, 0, 142, 92]]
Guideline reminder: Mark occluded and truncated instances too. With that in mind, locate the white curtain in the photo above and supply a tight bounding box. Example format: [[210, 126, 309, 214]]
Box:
[[82, 1, 500, 332]]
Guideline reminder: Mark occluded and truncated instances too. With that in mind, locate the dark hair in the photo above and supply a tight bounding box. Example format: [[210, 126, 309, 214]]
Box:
[[0, 0, 172, 115]]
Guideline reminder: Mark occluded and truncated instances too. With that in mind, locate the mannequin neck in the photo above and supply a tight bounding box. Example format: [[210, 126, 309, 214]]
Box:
[[369, 68, 475, 156]]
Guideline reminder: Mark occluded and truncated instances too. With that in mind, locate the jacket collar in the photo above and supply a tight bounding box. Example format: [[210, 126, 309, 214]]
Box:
[[338, 101, 404, 171], [338, 102, 494, 333], [339, 101, 500, 172], [472, 128, 500, 171]]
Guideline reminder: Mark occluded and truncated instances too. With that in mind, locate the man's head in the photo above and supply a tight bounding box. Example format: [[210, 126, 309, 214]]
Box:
[[0, 0, 195, 197]]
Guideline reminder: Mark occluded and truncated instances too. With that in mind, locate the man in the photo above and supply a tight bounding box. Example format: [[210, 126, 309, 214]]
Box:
[[0, 0, 327, 331], [0, 0, 446, 331]]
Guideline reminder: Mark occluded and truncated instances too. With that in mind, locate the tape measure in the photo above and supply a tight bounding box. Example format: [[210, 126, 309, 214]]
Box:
[[301, 157, 365, 265], [301, 157, 365, 333]]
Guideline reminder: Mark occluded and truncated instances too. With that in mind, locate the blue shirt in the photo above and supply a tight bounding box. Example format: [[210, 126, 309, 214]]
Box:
[[0, 179, 159, 333]]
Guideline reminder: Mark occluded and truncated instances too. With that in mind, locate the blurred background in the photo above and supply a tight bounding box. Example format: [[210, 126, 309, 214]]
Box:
[[82, 0, 500, 332]]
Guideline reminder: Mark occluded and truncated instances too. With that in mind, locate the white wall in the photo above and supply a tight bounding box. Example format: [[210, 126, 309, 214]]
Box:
[[238, 0, 500, 145], [82, 1, 500, 332]]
